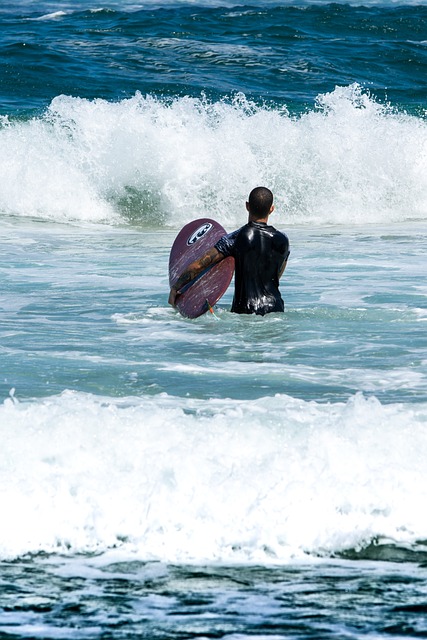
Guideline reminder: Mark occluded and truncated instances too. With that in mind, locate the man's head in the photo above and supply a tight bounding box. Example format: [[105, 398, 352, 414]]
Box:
[[246, 186, 274, 220]]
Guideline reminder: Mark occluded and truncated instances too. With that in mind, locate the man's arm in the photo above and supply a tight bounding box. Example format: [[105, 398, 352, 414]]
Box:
[[169, 247, 225, 307], [278, 241, 290, 279], [278, 259, 288, 279]]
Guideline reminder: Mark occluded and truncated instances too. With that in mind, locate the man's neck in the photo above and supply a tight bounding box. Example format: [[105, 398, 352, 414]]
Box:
[[248, 214, 269, 224]]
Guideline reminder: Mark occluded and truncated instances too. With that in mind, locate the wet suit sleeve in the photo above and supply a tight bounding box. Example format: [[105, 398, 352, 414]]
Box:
[[214, 227, 242, 257]]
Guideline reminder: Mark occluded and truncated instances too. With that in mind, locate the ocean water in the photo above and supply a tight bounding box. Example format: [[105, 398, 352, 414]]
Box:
[[1, 0, 427, 637]]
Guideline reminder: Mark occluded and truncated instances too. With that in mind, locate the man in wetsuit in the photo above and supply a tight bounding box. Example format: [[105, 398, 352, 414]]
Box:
[[168, 187, 290, 316]]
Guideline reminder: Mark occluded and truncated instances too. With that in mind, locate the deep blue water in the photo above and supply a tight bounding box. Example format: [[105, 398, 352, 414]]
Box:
[[1, 2, 427, 115]]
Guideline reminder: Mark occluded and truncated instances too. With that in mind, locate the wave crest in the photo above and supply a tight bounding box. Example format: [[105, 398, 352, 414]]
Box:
[[1, 390, 427, 562], [1, 85, 426, 227]]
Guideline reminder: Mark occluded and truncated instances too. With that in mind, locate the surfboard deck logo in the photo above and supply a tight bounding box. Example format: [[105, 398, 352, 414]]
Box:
[[187, 222, 213, 246], [169, 218, 234, 319]]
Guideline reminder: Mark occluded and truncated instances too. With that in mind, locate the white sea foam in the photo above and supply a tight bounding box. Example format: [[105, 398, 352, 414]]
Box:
[[1, 85, 427, 227], [32, 11, 71, 20], [1, 390, 427, 562]]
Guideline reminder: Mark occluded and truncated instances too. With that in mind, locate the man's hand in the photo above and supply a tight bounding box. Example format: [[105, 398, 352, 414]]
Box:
[[168, 247, 224, 309], [168, 287, 179, 307]]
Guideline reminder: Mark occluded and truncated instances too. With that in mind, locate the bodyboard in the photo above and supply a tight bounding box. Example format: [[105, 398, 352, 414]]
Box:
[[169, 218, 234, 318]]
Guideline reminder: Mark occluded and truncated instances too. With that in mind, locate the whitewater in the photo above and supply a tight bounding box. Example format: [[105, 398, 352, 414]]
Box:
[[1, 86, 427, 226]]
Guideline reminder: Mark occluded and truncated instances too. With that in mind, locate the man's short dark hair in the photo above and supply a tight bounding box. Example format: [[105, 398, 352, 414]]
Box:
[[248, 187, 273, 218]]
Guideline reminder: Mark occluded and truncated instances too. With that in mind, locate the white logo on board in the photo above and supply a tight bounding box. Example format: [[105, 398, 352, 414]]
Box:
[[187, 223, 213, 246]]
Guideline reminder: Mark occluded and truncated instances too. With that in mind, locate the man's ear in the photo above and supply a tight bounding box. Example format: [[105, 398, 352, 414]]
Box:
[[245, 201, 250, 212], [270, 204, 275, 214]]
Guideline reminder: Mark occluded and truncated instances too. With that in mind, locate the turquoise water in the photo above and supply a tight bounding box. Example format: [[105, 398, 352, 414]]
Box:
[[1, 1, 427, 637], [2, 222, 426, 403]]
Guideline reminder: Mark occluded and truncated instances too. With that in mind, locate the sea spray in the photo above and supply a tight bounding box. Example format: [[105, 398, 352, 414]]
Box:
[[1, 85, 426, 226], [1, 390, 427, 562]]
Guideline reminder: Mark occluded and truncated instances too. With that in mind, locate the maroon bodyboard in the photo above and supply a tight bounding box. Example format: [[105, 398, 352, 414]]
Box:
[[169, 218, 234, 318]]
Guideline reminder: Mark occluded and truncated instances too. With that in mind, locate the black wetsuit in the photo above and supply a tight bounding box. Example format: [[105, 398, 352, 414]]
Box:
[[215, 221, 290, 315]]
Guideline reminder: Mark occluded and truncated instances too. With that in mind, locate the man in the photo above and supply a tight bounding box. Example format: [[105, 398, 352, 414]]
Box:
[[169, 187, 290, 316]]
